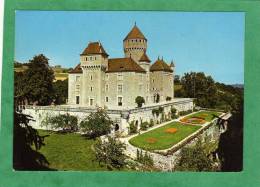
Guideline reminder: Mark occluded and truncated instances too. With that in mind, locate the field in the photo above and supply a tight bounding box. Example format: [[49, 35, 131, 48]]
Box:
[[129, 122, 201, 151], [54, 73, 68, 81], [36, 130, 118, 171]]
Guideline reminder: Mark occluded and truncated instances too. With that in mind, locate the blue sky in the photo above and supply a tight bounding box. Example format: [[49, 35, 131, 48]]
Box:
[[15, 11, 244, 84]]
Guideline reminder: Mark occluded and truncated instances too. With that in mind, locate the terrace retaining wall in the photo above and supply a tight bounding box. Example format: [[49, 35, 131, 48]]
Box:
[[123, 116, 226, 171]]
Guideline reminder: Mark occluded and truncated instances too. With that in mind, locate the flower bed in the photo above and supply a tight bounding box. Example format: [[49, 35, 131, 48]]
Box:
[[165, 128, 178, 134], [129, 122, 201, 150]]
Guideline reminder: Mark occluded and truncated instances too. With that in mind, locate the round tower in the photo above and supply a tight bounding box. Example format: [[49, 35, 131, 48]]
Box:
[[123, 23, 147, 62]]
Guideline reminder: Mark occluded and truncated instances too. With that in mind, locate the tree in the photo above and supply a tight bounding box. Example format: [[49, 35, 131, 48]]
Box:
[[135, 96, 145, 107], [42, 113, 78, 132], [174, 75, 181, 84], [175, 139, 215, 171], [94, 136, 126, 169], [80, 109, 113, 138], [19, 54, 55, 105], [53, 79, 68, 105], [13, 111, 50, 170], [181, 72, 218, 108]]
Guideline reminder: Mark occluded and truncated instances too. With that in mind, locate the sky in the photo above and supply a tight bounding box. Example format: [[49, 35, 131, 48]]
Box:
[[15, 11, 244, 84]]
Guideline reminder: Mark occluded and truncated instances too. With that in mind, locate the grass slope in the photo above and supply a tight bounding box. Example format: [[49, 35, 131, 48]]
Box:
[[37, 130, 109, 171], [185, 111, 222, 122], [129, 122, 201, 151]]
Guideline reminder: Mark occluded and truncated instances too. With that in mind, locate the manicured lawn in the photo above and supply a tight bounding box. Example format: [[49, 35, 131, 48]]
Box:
[[184, 111, 222, 122], [36, 130, 115, 171], [129, 122, 201, 151]]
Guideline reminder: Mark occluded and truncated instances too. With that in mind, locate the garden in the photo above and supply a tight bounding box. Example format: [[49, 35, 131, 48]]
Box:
[[180, 111, 222, 125], [129, 122, 201, 151]]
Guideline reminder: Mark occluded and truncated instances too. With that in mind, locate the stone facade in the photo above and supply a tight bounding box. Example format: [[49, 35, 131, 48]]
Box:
[[68, 24, 175, 109]]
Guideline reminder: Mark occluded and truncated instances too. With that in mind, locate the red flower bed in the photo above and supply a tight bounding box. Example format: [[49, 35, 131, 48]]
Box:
[[164, 128, 178, 134], [146, 137, 157, 144]]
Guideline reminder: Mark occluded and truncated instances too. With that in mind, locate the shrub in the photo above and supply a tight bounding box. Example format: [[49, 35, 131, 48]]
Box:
[[94, 136, 126, 169], [179, 110, 193, 116], [42, 113, 78, 132], [135, 96, 145, 108], [171, 107, 178, 119], [129, 121, 138, 134], [80, 109, 113, 138], [140, 122, 149, 131], [152, 108, 160, 117], [149, 119, 154, 127]]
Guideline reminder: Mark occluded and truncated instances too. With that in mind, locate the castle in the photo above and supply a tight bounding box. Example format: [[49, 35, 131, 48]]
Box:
[[68, 24, 175, 109]]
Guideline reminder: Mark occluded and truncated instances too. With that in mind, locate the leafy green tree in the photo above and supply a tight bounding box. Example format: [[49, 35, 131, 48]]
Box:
[[135, 96, 145, 107], [181, 72, 218, 108], [42, 113, 78, 132], [80, 109, 113, 138], [53, 79, 68, 105], [94, 136, 126, 169], [175, 139, 215, 171], [19, 54, 55, 105], [13, 108, 50, 170]]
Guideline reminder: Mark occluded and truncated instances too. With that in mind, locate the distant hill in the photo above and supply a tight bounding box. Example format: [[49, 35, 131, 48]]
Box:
[[14, 61, 71, 82], [230, 84, 244, 89]]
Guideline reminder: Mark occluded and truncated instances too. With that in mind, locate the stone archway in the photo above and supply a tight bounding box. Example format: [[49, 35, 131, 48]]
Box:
[[115, 124, 119, 131]]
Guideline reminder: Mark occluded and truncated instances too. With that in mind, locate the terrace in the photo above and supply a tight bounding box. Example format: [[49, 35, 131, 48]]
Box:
[[127, 110, 223, 152]]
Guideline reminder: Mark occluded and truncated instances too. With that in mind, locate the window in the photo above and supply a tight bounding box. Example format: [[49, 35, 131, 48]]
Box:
[[90, 99, 94, 106], [118, 97, 122, 106], [90, 87, 93, 92], [90, 57, 92, 61], [94, 57, 96, 60], [86, 57, 88, 61], [117, 73, 123, 80], [105, 97, 108, 102], [76, 76, 80, 82], [90, 75, 93, 80], [106, 74, 109, 80], [152, 79, 155, 83], [76, 96, 80, 104], [118, 84, 123, 93], [105, 84, 109, 92]]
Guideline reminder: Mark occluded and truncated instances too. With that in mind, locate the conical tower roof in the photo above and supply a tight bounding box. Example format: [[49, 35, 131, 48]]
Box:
[[150, 57, 173, 72], [124, 24, 147, 41], [80, 42, 109, 57]]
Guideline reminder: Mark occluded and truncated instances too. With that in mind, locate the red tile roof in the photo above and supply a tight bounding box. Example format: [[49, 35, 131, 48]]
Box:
[[107, 57, 146, 73], [80, 42, 109, 57], [150, 58, 173, 72], [68, 64, 82, 74], [123, 25, 147, 41], [139, 52, 151, 62]]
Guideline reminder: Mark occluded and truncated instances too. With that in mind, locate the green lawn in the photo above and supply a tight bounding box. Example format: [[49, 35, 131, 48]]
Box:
[[129, 122, 201, 151], [36, 130, 114, 171], [184, 111, 222, 122]]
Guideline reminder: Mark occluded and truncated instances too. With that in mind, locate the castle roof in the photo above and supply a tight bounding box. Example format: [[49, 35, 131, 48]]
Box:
[[80, 42, 109, 57], [139, 52, 151, 63], [107, 57, 146, 73], [68, 63, 82, 74], [150, 58, 173, 72], [123, 25, 147, 41]]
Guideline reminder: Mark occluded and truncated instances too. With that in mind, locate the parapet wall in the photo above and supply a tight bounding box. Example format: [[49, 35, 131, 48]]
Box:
[[21, 98, 194, 135]]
